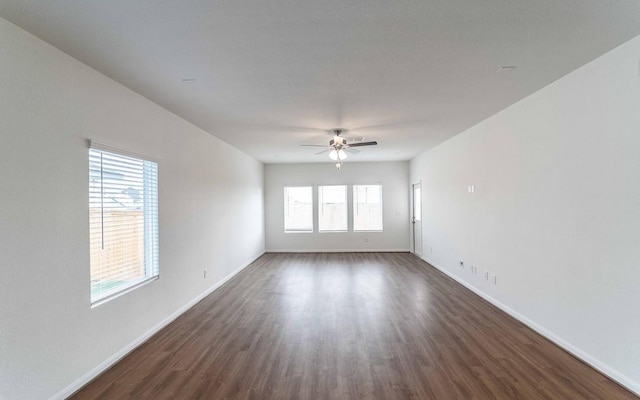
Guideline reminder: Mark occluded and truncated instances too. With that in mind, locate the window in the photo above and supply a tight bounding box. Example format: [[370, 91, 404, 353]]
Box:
[[318, 185, 347, 232], [353, 184, 383, 231], [89, 145, 158, 305], [284, 186, 313, 232]]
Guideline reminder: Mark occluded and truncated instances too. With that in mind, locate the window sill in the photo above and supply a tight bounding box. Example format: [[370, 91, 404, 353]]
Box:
[[91, 276, 159, 308]]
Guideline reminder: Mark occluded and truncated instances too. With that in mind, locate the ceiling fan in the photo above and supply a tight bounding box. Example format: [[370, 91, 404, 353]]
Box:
[[300, 129, 377, 169]]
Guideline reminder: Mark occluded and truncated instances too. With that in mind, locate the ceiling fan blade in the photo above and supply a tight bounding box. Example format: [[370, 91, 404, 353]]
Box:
[[343, 136, 366, 142], [345, 148, 360, 154], [347, 141, 377, 147], [300, 144, 329, 147], [315, 148, 333, 155]]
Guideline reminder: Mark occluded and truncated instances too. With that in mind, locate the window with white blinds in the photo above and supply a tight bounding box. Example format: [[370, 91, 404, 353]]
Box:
[[89, 146, 159, 305], [353, 184, 383, 231], [284, 186, 313, 232], [318, 185, 347, 232]]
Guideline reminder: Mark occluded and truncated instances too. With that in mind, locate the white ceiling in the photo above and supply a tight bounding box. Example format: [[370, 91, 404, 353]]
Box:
[[2, 1, 640, 163]]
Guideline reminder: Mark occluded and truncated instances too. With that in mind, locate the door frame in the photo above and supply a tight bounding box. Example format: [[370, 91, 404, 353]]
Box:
[[411, 181, 422, 256]]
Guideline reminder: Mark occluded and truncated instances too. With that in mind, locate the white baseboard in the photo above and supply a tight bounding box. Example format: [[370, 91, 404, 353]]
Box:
[[419, 255, 640, 397], [50, 251, 265, 400], [266, 249, 410, 253]]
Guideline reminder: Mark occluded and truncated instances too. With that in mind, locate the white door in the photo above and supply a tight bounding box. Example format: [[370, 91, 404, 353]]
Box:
[[412, 183, 422, 256]]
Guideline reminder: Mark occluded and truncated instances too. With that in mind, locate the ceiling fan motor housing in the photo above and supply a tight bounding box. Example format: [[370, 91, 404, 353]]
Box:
[[330, 136, 346, 147]]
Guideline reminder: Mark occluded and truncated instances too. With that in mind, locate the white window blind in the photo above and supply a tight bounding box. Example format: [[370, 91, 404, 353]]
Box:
[[353, 184, 383, 231], [284, 186, 313, 232], [89, 146, 159, 304], [318, 185, 347, 232]]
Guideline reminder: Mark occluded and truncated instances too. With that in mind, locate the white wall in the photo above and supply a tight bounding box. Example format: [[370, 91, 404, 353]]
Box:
[[0, 18, 264, 400], [410, 35, 640, 394], [265, 162, 409, 251]]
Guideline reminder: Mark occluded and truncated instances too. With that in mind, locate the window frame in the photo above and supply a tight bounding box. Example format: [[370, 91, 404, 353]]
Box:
[[89, 141, 159, 307], [353, 184, 384, 232], [317, 184, 348, 232], [283, 185, 314, 233]]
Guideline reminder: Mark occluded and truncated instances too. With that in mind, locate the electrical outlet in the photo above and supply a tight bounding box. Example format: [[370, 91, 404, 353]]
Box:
[[365, 238, 369, 243], [491, 274, 497, 285], [484, 271, 489, 280], [472, 265, 477, 275], [204, 269, 207, 279]]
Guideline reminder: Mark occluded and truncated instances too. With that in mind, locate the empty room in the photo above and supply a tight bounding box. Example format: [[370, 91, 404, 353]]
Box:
[[1, 1, 640, 399]]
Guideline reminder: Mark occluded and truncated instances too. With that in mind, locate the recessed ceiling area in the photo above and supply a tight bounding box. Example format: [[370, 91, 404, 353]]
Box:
[[2, 1, 639, 163]]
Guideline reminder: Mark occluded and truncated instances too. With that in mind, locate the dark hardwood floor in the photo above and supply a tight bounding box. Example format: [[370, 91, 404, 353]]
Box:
[[71, 253, 638, 399]]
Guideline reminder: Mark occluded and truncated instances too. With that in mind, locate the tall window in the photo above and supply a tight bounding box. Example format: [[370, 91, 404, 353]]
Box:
[[318, 185, 347, 232], [353, 184, 383, 231], [284, 186, 313, 232], [89, 145, 159, 305]]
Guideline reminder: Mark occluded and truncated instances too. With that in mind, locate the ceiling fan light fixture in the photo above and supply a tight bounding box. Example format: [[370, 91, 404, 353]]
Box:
[[329, 149, 347, 161]]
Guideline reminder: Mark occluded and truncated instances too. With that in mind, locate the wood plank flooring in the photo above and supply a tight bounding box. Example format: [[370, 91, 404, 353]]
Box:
[[71, 253, 638, 399]]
